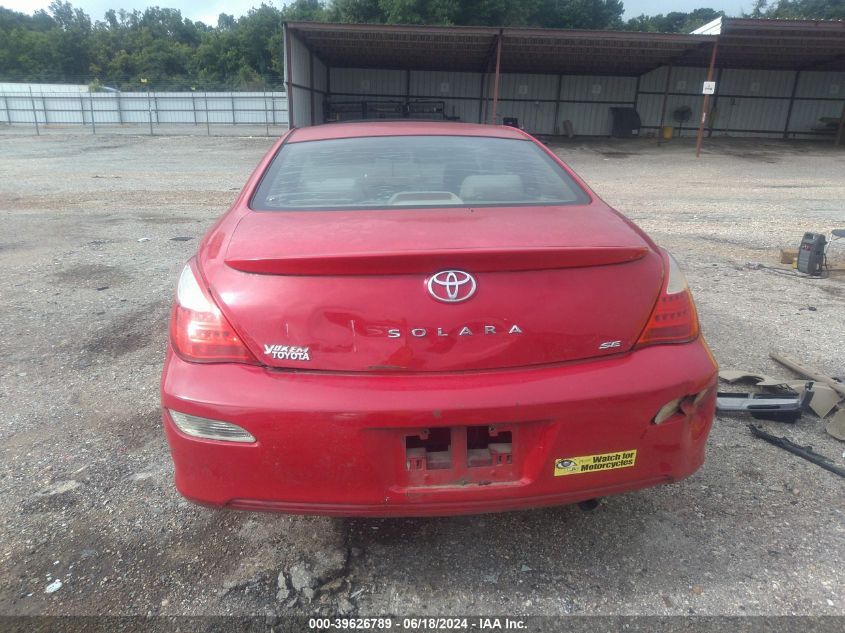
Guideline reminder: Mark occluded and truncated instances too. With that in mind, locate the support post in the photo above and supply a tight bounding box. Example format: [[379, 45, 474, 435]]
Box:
[[29, 87, 40, 136], [477, 72, 486, 124], [405, 68, 411, 115], [264, 82, 270, 137], [490, 30, 502, 124], [205, 92, 211, 136], [324, 63, 330, 124], [836, 100, 845, 147], [191, 90, 197, 126], [657, 65, 673, 146], [309, 48, 315, 125], [147, 90, 154, 136], [284, 22, 294, 129], [708, 67, 723, 138], [695, 40, 719, 158], [553, 74, 563, 135], [116, 91, 123, 124], [231, 93, 236, 125], [89, 92, 96, 134], [783, 70, 800, 140]]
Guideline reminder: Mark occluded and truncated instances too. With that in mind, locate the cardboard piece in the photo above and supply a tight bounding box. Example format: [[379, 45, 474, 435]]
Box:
[[719, 370, 792, 388], [825, 409, 845, 441], [786, 381, 844, 418], [780, 248, 798, 265]]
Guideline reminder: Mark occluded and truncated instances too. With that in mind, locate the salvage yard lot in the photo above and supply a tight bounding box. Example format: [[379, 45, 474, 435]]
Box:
[[0, 133, 843, 619]]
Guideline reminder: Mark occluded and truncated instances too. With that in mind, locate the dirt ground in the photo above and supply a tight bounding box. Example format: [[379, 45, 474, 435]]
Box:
[[0, 131, 843, 624]]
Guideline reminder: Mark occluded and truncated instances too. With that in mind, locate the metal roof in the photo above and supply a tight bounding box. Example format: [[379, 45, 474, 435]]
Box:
[[286, 18, 845, 75], [498, 28, 712, 75], [287, 23, 500, 73], [715, 18, 845, 71]]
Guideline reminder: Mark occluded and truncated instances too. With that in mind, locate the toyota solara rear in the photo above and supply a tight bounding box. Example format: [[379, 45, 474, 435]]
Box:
[[161, 122, 717, 516]]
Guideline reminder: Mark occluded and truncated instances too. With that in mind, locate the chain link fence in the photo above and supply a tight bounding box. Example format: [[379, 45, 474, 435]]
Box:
[[0, 86, 289, 136]]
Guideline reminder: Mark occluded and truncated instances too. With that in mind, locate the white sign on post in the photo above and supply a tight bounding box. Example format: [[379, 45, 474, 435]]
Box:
[[702, 81, 716, 95]]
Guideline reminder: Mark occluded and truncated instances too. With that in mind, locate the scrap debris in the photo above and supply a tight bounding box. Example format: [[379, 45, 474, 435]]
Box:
[[748, 425, 845, 478], [716, 389, 811, 423], [718, 354, 845, 440], [770, 352, 845, 398], [722, 353, 845, 480], [718, 370, 791, 388], [826, 410, 845, 442]]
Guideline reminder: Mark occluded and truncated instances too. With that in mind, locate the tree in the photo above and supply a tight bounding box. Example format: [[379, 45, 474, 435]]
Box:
[[625, 8, 724, 33], [283, 0, 331, 21], [749, 0, 845, 20]]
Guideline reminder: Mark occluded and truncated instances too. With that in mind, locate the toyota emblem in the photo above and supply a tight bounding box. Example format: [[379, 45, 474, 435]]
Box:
[[427, 270, 477, 303]]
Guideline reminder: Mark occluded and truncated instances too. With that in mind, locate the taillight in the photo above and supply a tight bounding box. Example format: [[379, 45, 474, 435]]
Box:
[[636, 251, 700, 347], [169, 261, 258, 364]]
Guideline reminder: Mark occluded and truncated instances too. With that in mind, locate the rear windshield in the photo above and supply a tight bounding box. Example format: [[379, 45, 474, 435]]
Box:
[[251, 135, 590, 210]]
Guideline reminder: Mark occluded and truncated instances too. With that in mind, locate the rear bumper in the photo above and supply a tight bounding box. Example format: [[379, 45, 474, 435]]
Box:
[[161, 341, 717, 517]]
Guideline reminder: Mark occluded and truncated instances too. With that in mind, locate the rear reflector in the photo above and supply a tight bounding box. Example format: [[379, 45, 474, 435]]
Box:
[[636, 251, 700, 348], [169, 410, 255, 443]]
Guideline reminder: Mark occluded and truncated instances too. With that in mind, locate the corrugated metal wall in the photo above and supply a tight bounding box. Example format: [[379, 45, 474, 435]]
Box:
[[327, 68, 642, 136], [287, 26, 328, 126], [330, 68, 406, 96], [638, 66, 844, 138], [288, 31, 313, 127], [310, 63, 844, 140], [710, 68, 794, 136], [496, 73, 558, 134], [555, 75, 637, 136], [0, 82, 89, 93], [313, 55, 327, 124], [789, 71, 845, 138], [0, 90, 288, 126], [637, 66, 707, 137]]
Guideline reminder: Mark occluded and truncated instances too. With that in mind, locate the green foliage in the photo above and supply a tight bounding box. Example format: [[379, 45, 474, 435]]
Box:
[[0, 1, 292, 90], [328, 0, 626, 28], [1, 1, 841, 90], [624, 8, 724, 33], [747, 0, 845, 20]]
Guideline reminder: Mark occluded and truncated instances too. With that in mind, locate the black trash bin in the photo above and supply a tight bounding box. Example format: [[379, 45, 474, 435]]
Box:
[[609, 108, 642, 138]]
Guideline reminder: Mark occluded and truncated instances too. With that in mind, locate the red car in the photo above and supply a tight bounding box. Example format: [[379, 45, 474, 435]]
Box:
[[161, 121, 717, 517]]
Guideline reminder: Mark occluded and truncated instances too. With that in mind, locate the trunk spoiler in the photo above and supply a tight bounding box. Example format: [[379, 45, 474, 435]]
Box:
[[225, 246, 649, 275]]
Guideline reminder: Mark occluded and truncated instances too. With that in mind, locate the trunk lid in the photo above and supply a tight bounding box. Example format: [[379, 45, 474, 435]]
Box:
[[210, 205, 663, 372]]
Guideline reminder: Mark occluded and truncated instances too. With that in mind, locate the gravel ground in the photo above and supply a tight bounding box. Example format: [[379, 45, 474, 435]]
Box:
[[0, 132, 843, 624]]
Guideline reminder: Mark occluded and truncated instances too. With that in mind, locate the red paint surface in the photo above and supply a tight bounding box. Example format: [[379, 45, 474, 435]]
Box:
[[161, 122, 717, 516]]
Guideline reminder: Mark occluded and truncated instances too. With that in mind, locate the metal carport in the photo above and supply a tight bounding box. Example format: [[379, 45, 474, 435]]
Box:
[[283, 18, 845, 149]]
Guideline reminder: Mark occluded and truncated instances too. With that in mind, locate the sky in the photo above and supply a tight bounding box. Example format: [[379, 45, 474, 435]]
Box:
[[1, 0, 268, 24], [1, 1, 754, 25]]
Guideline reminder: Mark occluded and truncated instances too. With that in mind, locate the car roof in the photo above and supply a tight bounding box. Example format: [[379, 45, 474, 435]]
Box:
[[287, 121, 530, 143]]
